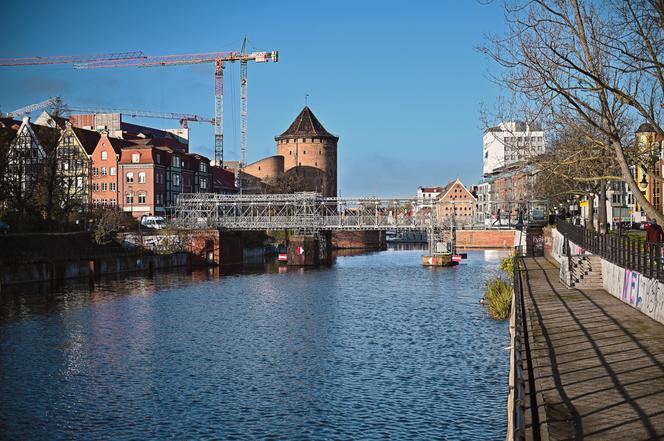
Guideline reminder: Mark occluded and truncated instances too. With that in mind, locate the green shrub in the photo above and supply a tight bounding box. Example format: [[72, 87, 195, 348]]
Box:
[[499, 254, 515, 279], [484, 278, 513, 321]]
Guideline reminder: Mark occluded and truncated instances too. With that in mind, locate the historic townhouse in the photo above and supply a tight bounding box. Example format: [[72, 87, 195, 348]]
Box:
[[118, 145, 169, 218], [435, 178, 477, 225], [55, 123, 101, 210], [90, 132, 135, 209], [187, 153, 212, 193], [3, 117, 59, 202]]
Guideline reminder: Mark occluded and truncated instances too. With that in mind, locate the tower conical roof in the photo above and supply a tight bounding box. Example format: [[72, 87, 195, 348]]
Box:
[[276, 106, 338, 140]]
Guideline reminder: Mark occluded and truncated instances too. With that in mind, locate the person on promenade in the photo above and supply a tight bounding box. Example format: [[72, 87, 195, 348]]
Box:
[[646, 219, 663, 243]]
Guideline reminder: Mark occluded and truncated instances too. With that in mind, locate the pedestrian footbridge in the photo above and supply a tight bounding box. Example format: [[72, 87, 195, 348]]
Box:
[[173, 192, 450, 232]]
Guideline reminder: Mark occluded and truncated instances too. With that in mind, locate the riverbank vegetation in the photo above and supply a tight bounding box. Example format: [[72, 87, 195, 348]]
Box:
[[483, 255, 515, 320], [484, 278, 513, 321]]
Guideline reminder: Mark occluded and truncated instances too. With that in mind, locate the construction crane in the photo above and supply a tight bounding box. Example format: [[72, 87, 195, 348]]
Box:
[[5, 96, 214, 128], [73, 48, 279, 169], [66, 105, 215, 128], [4, 96, 62, 118], [0, 51, 146, 66]]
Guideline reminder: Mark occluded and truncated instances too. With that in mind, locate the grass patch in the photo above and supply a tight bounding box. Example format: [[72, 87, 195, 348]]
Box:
[[483, 278, 513, 321]]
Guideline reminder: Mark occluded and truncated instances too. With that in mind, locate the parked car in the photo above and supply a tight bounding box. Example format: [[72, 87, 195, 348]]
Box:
[[140, 216, 166, 230]]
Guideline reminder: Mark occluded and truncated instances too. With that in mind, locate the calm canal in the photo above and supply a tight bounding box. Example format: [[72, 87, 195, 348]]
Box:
[[0, 248, 510, 440]]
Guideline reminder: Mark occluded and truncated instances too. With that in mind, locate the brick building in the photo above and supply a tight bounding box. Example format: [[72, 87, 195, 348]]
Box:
[[90, 132, 134, 208], [275, 106, 339, 197], [118, 145, 169, 218], [435, 178, 477, 225]]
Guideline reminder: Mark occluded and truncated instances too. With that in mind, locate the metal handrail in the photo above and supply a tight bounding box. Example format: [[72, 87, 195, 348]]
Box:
[[510, 250, 526, 440], [556, 219, 664, 281]]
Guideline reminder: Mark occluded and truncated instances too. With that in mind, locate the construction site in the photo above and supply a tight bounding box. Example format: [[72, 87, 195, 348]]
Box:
[[0, 45, 347, 219]]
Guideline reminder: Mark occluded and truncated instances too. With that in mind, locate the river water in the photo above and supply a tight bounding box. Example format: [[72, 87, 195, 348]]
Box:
[[0, 248, 510, 440]]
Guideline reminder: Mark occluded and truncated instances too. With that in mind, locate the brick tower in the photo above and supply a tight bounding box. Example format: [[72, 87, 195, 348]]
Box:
[[275, 106, 338, 197]]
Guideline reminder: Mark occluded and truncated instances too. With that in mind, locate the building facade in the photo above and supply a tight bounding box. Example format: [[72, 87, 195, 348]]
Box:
[[435, 179, 477, 225], [275, 106, 338, 197], [483, 121, 545, 176]]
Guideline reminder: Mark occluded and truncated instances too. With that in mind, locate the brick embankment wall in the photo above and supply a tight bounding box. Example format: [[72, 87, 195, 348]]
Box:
[[456, 229, 518, 249], [331, 231, 386, 250]]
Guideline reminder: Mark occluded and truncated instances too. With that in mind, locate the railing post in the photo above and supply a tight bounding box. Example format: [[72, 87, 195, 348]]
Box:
[[657, 243, 662, 282]]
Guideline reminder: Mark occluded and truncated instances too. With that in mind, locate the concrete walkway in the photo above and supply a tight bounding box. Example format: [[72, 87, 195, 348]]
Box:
[[520, 256, 664, 441]]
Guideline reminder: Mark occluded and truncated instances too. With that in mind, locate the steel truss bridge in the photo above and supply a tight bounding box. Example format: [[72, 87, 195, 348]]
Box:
[[173, 192, 454, 232]]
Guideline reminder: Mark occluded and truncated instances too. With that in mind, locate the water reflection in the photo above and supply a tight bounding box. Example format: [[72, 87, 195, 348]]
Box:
[[0, 249, 510, 440]]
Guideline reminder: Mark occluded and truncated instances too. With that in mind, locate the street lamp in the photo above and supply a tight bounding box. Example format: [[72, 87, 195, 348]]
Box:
[[639, 173, 648, 193]]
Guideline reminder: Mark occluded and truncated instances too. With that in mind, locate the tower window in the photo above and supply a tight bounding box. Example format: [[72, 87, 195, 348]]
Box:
[[303, 150, 306, 155], [315, 162, 318, 166]]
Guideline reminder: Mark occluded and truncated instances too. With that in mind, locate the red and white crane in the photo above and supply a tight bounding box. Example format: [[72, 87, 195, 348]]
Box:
[[0, 46, 279, 172], [74, 47, 278, 168]]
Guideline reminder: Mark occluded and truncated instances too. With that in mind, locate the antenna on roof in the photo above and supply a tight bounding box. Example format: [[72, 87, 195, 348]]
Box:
[[305, 93, 309, 106]]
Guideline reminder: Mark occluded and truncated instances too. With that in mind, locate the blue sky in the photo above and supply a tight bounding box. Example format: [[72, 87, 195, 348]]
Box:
[[0, 0, 504, 197]]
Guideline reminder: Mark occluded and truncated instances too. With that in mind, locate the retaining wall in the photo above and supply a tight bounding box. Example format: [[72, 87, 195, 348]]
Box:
[[550, 227, 664, 325], [0, 252, 189, 287], [456, 229, 518, 249]]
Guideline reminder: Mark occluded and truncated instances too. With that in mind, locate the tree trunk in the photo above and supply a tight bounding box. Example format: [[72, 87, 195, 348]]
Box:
[[598, 181, 608, 234], [587, 193, 595, 231]]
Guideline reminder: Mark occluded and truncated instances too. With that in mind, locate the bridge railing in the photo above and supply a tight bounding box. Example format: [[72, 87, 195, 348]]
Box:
[[173, 192, 449, 231]]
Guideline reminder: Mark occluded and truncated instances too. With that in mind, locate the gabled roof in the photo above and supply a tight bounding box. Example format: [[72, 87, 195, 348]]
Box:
[[31, 124, 61, 152], [275, 106, 338, 140], [104, 135, 137, 154], [71, 126, 102, 155], [438, 178, 476, 201]]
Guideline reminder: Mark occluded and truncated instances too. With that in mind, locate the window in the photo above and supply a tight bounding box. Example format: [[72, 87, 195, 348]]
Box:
[[139, 172, 146, 183], [126, 172, 134, 183], [110, 198, 116, 206], [92, 183, 99, 191], [156, 193, 161, 204], [110, 182, 116, 191], [200, 162, 207, 172], [101, 167, 107, 176], [92, 167, 99, 176], [126, 192, 134, 204], [110, 167, 116, 176], [76, 177, 83, 189], [101, 183, 107, 191], [172, 156, 180, 167], [138, 193, 146, 204], [200, 178, 207, 189], [102, 199, 107, 206], [156, 153, 161, 163], [303, 150, 306, 155], [132, 153, 140, 163], [174, 174, 181, 186], [101, 151, 108, 160]]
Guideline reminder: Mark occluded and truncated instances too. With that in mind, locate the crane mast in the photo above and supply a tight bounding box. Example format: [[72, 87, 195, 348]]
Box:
[[74, 49, 278, 170], [1, 47, 279, 180]]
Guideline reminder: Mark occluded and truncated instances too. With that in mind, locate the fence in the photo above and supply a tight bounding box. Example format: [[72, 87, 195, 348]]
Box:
[[556, 219, 664, 282], [509, 251, 526, 441]]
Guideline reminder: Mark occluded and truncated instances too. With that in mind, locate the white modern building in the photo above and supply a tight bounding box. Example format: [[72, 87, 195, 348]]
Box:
[[483, 121, 545, 176]]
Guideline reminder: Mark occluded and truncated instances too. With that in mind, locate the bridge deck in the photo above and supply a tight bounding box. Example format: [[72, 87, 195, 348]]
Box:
[[520, 256, 664, 440]]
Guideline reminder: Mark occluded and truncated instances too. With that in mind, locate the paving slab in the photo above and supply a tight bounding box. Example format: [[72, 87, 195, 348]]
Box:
[[520, 256, 664, 440]]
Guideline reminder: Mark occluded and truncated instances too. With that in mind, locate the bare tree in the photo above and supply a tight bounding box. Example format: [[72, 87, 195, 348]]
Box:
[[483, 0, 664, 223]]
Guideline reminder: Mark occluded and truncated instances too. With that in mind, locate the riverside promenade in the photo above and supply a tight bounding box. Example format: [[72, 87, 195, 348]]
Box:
[[519, 256, 664, 440]]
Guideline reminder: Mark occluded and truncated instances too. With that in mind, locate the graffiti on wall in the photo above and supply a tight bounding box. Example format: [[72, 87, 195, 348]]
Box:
[[642, 277, 661, 316], [622, 269, 642, 306]]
